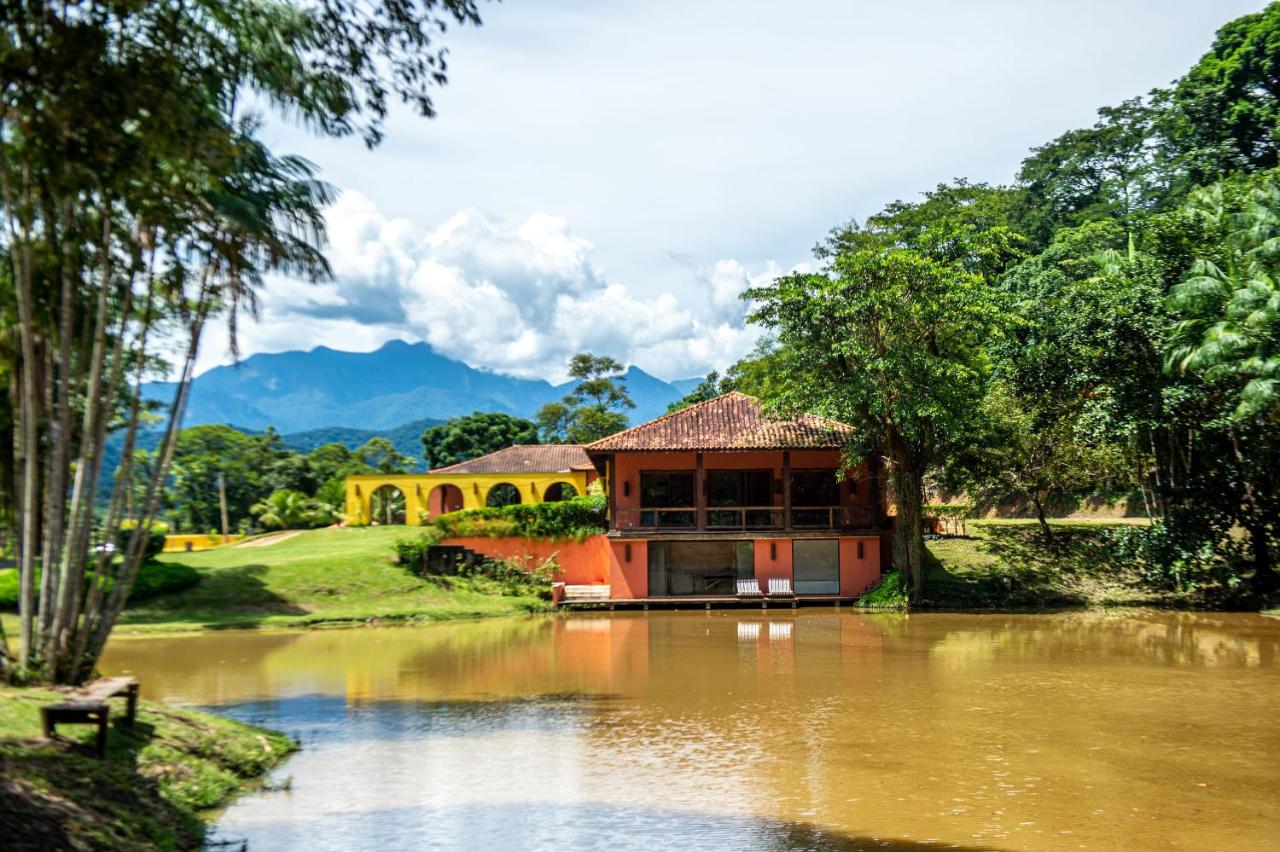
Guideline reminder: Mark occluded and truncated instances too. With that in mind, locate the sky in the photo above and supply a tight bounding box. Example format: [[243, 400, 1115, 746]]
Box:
[[193, 0, 1267, 383]]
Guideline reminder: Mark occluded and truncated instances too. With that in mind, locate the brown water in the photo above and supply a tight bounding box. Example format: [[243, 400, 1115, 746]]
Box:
[[101, 611, 1280, 851]]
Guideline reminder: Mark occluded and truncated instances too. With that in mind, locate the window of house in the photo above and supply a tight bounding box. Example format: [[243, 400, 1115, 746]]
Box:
[[707, 470, 773, 507], [640, 471, 695, 507], [790, 470, 839, 506]]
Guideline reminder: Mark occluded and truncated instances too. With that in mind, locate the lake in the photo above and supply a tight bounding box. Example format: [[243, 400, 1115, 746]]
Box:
[[100, 611, 1280, 851]]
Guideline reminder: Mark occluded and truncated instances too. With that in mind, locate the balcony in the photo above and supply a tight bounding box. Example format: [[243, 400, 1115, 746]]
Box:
[[612, 505, 878, 534]]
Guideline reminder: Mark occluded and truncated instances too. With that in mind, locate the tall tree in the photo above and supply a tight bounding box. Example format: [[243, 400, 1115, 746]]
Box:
[[422, 412, 538, 469], [537, 354, 635, 444], [1164, 3, 1280, 189], [748, 247, 1007, 598], [1165, 178, 1280, 595], [1, 0, 482, 682]]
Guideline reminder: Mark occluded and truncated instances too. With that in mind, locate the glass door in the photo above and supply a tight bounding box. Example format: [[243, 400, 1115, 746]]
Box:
[[793, 539, 839, 595]]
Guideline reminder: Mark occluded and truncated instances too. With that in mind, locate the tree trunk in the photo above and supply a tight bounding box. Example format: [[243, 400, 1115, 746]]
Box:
[[1249, 521, 1276, 602], [1031, 493, 1055, 544], [887, 434, 927, 601], [3, 158, 43, 674]]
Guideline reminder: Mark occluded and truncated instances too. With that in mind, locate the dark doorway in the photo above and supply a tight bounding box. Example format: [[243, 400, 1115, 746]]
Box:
[[648, 540, 754, 596]]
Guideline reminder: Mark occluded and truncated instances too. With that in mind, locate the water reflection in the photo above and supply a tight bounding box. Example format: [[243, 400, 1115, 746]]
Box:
[[101, 611, 1280, 850]]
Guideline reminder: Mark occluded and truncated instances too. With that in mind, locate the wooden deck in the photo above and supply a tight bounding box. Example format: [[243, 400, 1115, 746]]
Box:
[[557, 594, 859, 611]]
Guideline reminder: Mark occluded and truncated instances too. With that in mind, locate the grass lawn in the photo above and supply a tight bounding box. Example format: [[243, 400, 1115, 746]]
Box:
[[0, 686, 293, 849], [921, 519, 1200, 610], [100, 526, 542, 634]]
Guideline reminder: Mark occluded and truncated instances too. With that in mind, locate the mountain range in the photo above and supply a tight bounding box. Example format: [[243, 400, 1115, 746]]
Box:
[[144, 340, 701, 434]]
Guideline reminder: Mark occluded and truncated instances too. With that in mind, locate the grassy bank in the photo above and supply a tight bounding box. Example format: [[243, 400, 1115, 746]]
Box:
[[104, 526, 545, 634], [920, 519, 1216, 610], [0, 687, 294, 850]]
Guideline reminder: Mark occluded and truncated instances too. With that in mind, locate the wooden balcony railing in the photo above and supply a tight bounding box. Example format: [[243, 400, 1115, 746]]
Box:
[[612, 505, 879, 533]]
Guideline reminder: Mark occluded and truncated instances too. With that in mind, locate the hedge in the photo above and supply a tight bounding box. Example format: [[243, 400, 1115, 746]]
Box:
[[0, 561, 199, 611]]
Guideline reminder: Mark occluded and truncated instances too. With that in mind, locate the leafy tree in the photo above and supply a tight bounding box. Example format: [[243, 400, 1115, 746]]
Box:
[[1165, 179, 1280, 594], [1, 0, 484, 682], [165, 426, 288, 533], [537, 354, 635, 444], [1164, 3, 1280, 188], [748, 246, 1008, 598], [422, 412, 538, 469], [1013, 99, 1167, 248], [666, 371, 736, 413], [1168, 181, 1280, 419], [355, 437, 415, 474], [956, 386, 1124, 541]]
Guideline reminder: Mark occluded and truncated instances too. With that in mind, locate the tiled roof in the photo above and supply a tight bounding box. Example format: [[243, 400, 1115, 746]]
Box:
[[585, 392, 857, 452], [428, 444, 595, 475]]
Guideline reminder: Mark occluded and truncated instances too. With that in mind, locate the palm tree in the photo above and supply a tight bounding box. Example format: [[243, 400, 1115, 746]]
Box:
[[1167, 182, 1280, 419], [251, 491, 314, 530]]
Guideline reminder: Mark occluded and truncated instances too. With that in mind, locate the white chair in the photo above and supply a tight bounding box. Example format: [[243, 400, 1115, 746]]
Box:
[[767, 577, 794, 597], [736, 578, 763, 597]]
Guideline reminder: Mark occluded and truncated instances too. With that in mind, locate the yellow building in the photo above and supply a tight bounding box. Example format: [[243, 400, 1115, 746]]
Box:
[[344, 444, 597, 526]]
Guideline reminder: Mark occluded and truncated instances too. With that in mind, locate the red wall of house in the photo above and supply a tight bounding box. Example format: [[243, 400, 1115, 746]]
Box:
[[440, 535, 610, 585], [839, 536, 881, 597], [444, 532, 882, 599], [609, 539, 648, 599], [753, 537, 792, 588]]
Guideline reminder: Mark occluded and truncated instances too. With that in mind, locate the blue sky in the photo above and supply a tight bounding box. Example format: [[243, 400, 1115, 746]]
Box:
[[195, 0, 1266, 382]]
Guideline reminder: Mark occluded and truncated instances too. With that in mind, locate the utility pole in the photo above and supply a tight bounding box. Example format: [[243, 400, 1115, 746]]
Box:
[[217, 472, 230, 543]]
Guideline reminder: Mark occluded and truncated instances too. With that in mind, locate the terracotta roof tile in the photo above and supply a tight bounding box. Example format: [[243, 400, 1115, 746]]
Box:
[[429, 444, 595, 475], [585, 392, 857, 452]]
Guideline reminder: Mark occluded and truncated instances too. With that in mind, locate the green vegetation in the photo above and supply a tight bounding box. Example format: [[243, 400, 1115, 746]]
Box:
[[919, 521, 1232, 610], [0, 0, 484, 681], [421, 412, 540, 470], [0, 686, 294, 849], [537, 354, 636, 443], [156, 426, 414, 535], [737, 4, 1280, 606], [853, 571, 909, 610], [111, 527, 544, 634], [0, 562, 199, 611], [426, 494, 607, 541], [251, 489, 339, 531]]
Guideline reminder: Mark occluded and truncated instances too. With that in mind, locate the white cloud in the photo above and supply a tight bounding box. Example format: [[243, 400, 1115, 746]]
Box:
[[196, 192, 785, 381]]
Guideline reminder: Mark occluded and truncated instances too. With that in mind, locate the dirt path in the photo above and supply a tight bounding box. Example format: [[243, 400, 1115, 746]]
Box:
[[232, 531, 302, 548]]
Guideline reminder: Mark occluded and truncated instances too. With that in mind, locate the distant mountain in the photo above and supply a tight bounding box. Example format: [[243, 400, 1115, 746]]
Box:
[[143, 340, 700, 433], [279, 417, 443, 468]]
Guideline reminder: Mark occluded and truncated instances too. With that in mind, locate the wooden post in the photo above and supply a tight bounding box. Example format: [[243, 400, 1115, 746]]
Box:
[[217, 472, 230, 543], [782, 450, 792, 532], [695, 451, 706, 531]]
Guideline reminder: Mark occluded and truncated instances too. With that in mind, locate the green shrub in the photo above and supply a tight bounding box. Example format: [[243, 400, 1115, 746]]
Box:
[[1099, 521, 1239, 592], [429, 494, 606, 541], [0, 560, 199, 611], [854, 570, 909, 609], [117, 520, 169, 560], [394, 527, 445, 567]]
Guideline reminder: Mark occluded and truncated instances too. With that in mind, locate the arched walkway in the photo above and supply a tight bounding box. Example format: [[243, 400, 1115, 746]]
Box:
[[370, 484, 408, 525], [543, 481, 578, 502], [486, 482, 522, 508], [427, 483, 465, 519]]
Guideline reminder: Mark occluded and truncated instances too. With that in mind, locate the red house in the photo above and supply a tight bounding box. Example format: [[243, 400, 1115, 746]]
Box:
[[583, 392, 887, 603]]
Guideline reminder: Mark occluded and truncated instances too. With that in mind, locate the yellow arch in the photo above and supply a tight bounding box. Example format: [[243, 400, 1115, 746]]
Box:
[[344, 469, 592, 526]]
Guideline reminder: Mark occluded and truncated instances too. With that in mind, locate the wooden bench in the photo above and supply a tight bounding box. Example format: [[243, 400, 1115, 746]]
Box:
[[41, 676, 139, 759]]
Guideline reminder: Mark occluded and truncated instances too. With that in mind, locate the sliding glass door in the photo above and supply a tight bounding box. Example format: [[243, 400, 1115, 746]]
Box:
[[793, 539, 839, 595]]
